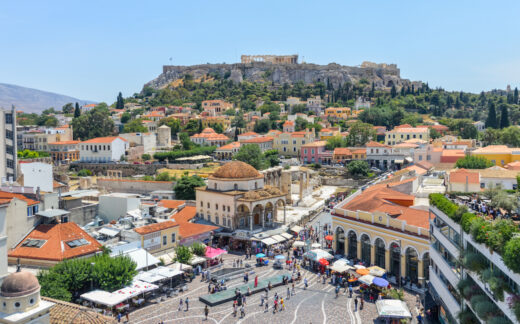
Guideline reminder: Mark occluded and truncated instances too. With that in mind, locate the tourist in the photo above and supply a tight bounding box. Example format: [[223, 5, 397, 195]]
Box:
[[247, 287, 251, 296], [268, 281, 272, 290], [233, 300, 237, 317], [117, 312, 121, 323], [204, 305, 209, 320], [354, 297, 358, 311], [273, 299, 278, 313], [360, 297, 364, 310], [287, 286, 291, 299], [178, 299, 183, 311], [335, 285, 340, 298], [125, 311, 129, 322], [280, 297, 285, 311], [208, 283, 211, 293], [264, 299, 269, 312], [304, 278, 308, 289], [260, 294, 264, 306], [242, 294, 246, 306], [254, 275, 258, 288], [292, 283, 295, 295], [185, 297, 189, 311], [240, 305, 245, 318], [349, 285, 353, 298]]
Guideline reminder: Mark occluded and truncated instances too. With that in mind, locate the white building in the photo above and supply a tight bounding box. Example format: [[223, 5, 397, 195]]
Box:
[[119, 132, 156, 153], [98, 193, 140, 223], [19, 162, 53, 192], [79, 136, 129, 163], [0, 107, 17, 181], [473, 120, 485, 132]]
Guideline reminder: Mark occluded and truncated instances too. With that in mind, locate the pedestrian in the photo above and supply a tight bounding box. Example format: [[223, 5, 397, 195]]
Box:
[[264, 299, 269, 312], [354, 297, 358, 311], [178, 298, 183, 311], [260, 294, 264, 306], [349, 285, 353, 298], [208, 283, 211, 293], [117, 312, 121, 323], [304, 278, 308, 290], [287, 286, 291, 299], [125, 311, 129, 322], [292, 283, 295, 295], [417, 312, 423, 324], [204, 305, 209, 320], [233, 300, 237, 317], [254, 275, 258, 288], [273, 299, 278, 313], [360, 297, 364, 310], [280, 297, 285, 311], [240, 305, 245, 318], [185, 297, 189, 311]]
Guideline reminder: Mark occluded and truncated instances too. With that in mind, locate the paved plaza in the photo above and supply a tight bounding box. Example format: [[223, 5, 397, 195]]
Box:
[[128, 254, 423, 324]]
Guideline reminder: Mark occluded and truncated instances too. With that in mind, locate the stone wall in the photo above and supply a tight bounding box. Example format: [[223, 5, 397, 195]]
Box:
[[97, 178, 174, 195], [70, 162, 203, 176]]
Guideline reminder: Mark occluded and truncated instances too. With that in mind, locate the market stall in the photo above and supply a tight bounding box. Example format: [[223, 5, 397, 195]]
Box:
[[368, 266, 387, 277], [81, 290, 128, 309], [375, 299, 412, 322]]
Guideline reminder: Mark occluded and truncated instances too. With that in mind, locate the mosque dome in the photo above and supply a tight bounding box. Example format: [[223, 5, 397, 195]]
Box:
[[211, 161, 262, 179], [1, 271, 40, 297]]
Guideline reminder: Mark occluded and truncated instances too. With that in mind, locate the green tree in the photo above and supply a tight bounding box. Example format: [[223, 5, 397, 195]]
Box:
[[295, 117, 308, 131], [74, 102, 81, 118], [77, 169, 92, 177], [173, 174, 205, 200], [179, 132, 192, 150], [325, 135, 347, 150], [390, 85, 397, 98], [212, 123, 224, 134], [191, 242, 206, 256], [500, 103, 510, 128], [486, 101, 498, 129], [455, 156, 494, 169], [264, 149, 280, 167], [500, 126, 520, 147], [155, 172, 171, 181], [514, 87, 519, 104], [429, 128, 441, 139], [62, 103, 74, 114], [232, 114, 246, 129], [121, 112, 131, 124], [234, 144, 268, 170], [116, 92, 124, 109], [183, 119, 199, 135], [346, 121, 376, 147], [72, 106, 114, 140], [122, 119, 147, 133], [175, 246, 193, 264], [254, 119, 271, 133], [346, 160, 370, 176], [142, 153, 151, 161]]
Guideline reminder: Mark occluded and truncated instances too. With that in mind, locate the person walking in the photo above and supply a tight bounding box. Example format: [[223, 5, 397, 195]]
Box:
[[233, 300, 238, 317], [360, 297, 364, 310], [287, 286, 291, 299], [264, 298, 269, 312], [304, 278, 308, 290], [117, 312, 121, 323], [240, 305, 245, 318], [292, 282, 295, 295], [260, 294, 264, 306], [354, 297, 358, 311], [254, 275, 258, 288], [178, 299, 183, 311], [280, 297, 285, 311], [185, 297, 189, 311], [273, 299, 278, 313], [204, 305, 209, 320], [349, 285, 353, 298]]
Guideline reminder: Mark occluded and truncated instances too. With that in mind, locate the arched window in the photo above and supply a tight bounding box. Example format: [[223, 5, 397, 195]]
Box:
[[215, 204, 218, 210], [335, 227, 345, 255], [390, 243, 401, 279], [348, 231, 357, 259], [234, 183, 238, 190], [361, 234, 371, 265], [375, 238, 386, 269], [406, 248, 419, 284]]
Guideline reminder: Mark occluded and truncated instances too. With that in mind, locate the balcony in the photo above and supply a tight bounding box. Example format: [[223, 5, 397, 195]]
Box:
[[430, 246, 460, 287], [430, 221, 460, 256], [429, 267, 461, 319]]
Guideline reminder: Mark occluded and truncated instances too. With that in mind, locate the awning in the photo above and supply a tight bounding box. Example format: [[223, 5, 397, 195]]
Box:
[[280, 233, 293, 240], [189, 256, 206, 265], [358, 274, 376, 285], [375, 300, 412, 318], [36, 209, 70, 218], [330, 260, 354, 273], [135, 271, 165, 284], [405, 157, 413, 163], [148, 266, 183, 279], [271, 235, 286, 243], [292, 241, 305, 248], [368, 266, 386, 277], [394, 159, 404, 164], [261, 237, 277, 246], [290, 225, 303, 233], [304, 249, 333, 261], [81, 290, 128, 307], [113, 280, 158, 298], [170, 262, 193, 272], [98, 227, 121, 237], [111, 248, 159, 271], [155, 252, 176, 265]]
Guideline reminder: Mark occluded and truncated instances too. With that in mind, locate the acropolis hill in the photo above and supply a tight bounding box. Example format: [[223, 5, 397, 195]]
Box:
[[144, 55, 421, 91]]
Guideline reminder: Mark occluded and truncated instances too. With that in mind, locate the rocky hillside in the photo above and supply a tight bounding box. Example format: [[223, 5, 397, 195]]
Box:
[[0, 83, 95, 113], [144, 61, 421, 91]]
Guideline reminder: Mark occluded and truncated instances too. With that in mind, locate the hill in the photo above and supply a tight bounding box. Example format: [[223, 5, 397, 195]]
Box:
[[144, 61, 421, 91], [0, 83, 95, 113]]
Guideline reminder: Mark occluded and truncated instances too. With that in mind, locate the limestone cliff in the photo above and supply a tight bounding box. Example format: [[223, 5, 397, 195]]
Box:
[[144, 61, 421, 91]]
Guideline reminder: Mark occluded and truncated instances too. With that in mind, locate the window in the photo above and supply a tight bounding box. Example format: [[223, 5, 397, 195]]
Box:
[[5, 130, 12, 140], [293, 140, 296, 144], [311, 149, 314, 154], [491, 160, 496, 165], [66, 238, 90, 248], [171, 233, 176, 243], [215, 216, 219, 225], [14, 302, 20, 308], [418, 155, 423, 161], [304, 149, 307, 154], [419, 135, 423, 139], [227, 206, 230, 212], [21, 239, 46, 248], [234, 184, 238, 190], [27, 207, 33, 217], [200, 201, 203, 207], [215, 204, 218, 210], [107, 145, 110, 150], [5, 114, 12, 124], [481, 183, 485, 189], [207, 202, 210, 208], [427, 155, 431, 161]]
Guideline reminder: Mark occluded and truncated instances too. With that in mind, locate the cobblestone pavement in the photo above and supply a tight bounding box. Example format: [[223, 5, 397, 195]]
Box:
[[127, 254, 423, 324]]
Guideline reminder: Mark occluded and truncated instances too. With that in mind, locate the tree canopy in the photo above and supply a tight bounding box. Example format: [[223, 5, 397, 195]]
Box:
[[173, 174, 205, 200], [72, 105, 114, 140], [346, 160, 370, 176], [455, 155, 494, 169]]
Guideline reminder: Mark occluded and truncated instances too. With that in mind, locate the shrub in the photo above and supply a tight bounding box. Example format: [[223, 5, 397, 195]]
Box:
[[470, 295, 488, 309], [469, 217, 491, 244], [457, 278, 475, 300], [457, 309, 479, 324], [504, 237, 520, 274], [154, 172, 171, 182], [486, 219, 518, 254], [455, 155, 494, 169], [175, 245, 193, 264], [463, 252, 487, 273], [461, 212, 477, 233], [191, 242, 206, 256], [153, 146, 216, 162], [475, 300, 498, 320], [487, 317, 512, 324], [429, 194, 458, 220], [481, 268, 509, 301], [142, 153, 151, 161], [77, 169, 92, 177]]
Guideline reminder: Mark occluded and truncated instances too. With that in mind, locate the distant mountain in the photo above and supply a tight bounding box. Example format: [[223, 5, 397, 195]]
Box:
[[0, 83, 95, 113]]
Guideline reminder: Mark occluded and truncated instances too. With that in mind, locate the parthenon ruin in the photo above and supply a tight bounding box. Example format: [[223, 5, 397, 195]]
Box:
[[241, 55, 298, 64]]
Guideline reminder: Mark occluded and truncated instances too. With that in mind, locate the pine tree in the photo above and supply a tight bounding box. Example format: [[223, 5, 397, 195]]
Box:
[[411, 84, 415, 94], [234, 126, 239, 141], [399, 86, 404, 97], [391, 85, 397, 98], [198, 119, 203, 133], [500, 104, 510, 128], [486, 101, 498, 129], [74, 102, 81, 118], [116, 92, 124, 109], [515, 87, 519, 104]]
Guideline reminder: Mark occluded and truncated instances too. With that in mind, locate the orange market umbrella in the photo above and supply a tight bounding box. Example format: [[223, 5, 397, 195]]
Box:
[[319, 258, 329, 266], [356, 268, 370, 276], [324, 235, 333, 241]]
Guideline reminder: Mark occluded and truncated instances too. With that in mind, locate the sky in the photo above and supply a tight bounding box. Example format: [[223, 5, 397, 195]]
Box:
[[1, 0, 520, 104]]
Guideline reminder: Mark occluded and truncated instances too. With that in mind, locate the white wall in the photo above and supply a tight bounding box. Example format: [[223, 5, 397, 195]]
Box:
[[481, 177, 516, 190], [20, 162, 53, 192], [98, 194, 140, 222], [80, 138, 129, 162]]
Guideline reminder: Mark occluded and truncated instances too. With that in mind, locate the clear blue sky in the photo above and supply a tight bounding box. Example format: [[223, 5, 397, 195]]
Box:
[[1, 0, 519, 104]]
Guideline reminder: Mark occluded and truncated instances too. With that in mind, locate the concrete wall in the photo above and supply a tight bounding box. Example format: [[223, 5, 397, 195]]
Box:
[[20, 162, 53, 192], [97, 178, 174, 195], [6, 199, 41, 249], [98, 194, 140, 222], [67, 203, 98, 226]]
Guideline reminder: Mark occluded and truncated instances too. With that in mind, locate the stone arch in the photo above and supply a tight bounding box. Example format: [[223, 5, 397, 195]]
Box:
[[372, 236, 388, 249], [422, 252, 430, 281], [374, 238, 386, 269], [236, 204, 250, 228], [405, 247, 419, 284], [403, 245, 419, 257], [389, 241, 401, 279], [264, 202, 274, 226], [347, 230, 357, 259], [360, 233, 371, 265], [252, 204, 264, 226], [275, 199, 285, 223]]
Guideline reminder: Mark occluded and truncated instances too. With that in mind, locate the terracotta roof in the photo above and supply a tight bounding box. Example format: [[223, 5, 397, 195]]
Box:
[[396, 208, 430, 229], [415, 161, 434, 170], [242, 136, 274, 144], [8, 222, 102, 261], [352, 149, 366, 154], [170, 206, 197, 223], [53, 180, 67, 189], [393, 143, 418, 148], [402, 165, 429, 176], [441, 149, 465, 157], [0, 191, 39, 206], [201, 128, 216, 134], [179, 222, 218, 239], [448, 169, 480, 184], [82, 136, 127, 144], [505, 161, 520, 170], [366, 141, 389, 148], [283, 121, 295, 126], [49, 140, 80, 145], [302, 140, 327, 148], [217, 142, 241, 151], [333, 147, 352, 155], [159, 200, 186, 209], [211, 161, 262, 179], [43, 297, 117, 323], [391, 127, 429, 133], [239, 132, 259, 137], [134, 220, 179, 235], [320, 128, 332, 132], [478, 166, 520, 179], [472, 145, 513, 154]]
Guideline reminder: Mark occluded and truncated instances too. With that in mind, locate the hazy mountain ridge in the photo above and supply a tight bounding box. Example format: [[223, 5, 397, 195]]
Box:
[[0, 83, 95, 113]]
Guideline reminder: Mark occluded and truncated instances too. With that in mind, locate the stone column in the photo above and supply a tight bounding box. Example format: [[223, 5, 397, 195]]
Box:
[[249, 214, 253, 231], [384, 249, 390, 273], [299, 172, 304, 201], [370, 244, 376, 266], [283, 205, 286, 225], [417, 260, 424, 286], [262, 210, 265, 229]]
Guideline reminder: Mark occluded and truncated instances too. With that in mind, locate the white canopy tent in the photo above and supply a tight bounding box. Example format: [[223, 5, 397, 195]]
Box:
[[375, 300, 412, 319], [81, 290, 128, 308], [305, 249, 333, 261], [261, 237, 277, 246], [290, 225, 303, 233], [113, 280, 158, 299], [330, 260, 354, 273], [368, 266, 386, 277], [358, 274, 376, 285], [148, 266, 183, 279], [271, 235, 286, 243], [189, 255, 206, 265], [135, 271, 164, 284], [169, 262, 193, 272], [292, 241, 305, 248], [280, 233, 293, 240]]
